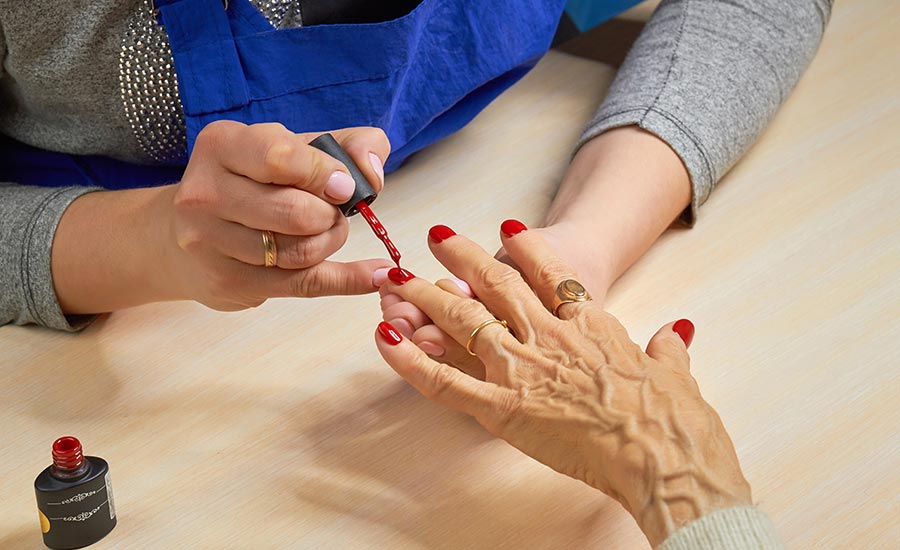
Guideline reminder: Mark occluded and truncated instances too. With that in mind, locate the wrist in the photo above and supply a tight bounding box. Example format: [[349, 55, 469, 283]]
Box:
[[147, 183, 184, 302], [53, 185, 180, 314], [613, 462, 752, 547], [542, 126, 692, 286]]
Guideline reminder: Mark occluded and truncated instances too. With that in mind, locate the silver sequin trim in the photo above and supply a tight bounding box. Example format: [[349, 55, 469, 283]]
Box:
[[119, 0, 302, 164]]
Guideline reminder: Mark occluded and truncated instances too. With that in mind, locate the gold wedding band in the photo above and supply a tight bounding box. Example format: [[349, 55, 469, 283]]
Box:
[[466, 318, 509, 357], [552, 279, 592, 317], [261, 230, 278, 267]]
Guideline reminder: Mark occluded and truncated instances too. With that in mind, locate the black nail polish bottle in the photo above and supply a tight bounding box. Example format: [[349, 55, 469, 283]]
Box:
[[34, 437, 117, 549]]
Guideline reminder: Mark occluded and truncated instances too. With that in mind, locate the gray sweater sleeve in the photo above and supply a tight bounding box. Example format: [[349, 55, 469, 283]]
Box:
[[0, 184, 100, 331], [660, 506, 783, 550], [577, 0, 833, 224]]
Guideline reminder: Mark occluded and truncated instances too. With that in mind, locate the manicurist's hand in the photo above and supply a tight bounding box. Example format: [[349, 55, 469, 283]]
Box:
[[165, 121, 393, 310], [53, 122, 393, 314], [374, 221, 752, 548]]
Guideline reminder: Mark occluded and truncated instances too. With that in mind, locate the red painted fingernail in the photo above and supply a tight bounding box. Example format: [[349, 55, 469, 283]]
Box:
[[429, 224, 456, 243], [377, 322, 403, 346], [501, 219, 528, 238], [388, 267, 415, 285], [672, 319, 695, 348]]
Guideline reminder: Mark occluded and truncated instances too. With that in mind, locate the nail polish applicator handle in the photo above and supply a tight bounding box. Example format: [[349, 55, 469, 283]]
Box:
[[309, 133, 377, 217]]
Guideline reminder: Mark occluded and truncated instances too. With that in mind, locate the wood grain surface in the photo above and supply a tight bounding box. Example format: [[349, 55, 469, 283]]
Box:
[[1, 1, 897, 548]]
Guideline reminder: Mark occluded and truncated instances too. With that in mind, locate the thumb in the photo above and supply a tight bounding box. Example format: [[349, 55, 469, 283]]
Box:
[[269, 258, 394, 297], [646, 318, 694, 369]]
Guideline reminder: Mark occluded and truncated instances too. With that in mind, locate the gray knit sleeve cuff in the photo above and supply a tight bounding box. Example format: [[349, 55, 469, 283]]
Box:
[[576, 109, 709, 226], [659, 506, 783, 550], [1, 185, 101, 331]]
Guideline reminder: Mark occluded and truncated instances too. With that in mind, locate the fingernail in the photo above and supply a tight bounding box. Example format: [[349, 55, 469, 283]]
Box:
[[388, 267, 415, 285], [672, 319, 695, 348], [419, 341, 446, 357], [377, 321, 403, 346], [373, 267, 391, 287], [324, 171, 355, 201], [450, 277, 474, 297], [369, 153, 385, 185], [429, 224, 456, 243], [387, 318, 415, 338], [501, 219, 528, 238]]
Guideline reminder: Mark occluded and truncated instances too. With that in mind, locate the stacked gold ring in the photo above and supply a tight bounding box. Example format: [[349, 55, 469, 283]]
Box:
[[466, 318, 509, 356], [261, 230, 278, 267]]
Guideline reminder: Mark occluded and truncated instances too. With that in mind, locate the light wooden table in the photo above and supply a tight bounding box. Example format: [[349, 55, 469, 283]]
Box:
[[2, 1, 897, 548]]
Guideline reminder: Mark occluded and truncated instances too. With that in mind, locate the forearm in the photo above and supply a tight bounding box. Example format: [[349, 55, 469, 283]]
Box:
[[544, 126, 690, 289], [581, 0, 832, 222], [52, 185, 179, 314]]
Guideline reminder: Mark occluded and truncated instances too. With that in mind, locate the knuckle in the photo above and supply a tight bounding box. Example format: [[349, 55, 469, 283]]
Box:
[[262, 137, 296, 181], [175, 227, 205, 254], [274, 193, 309, 233], [289, 272, 314, 297], [444, 298, 485, 326], [289, 268, 332, 297], [304, 151, 330, 190], [283, 237, 320, 268], [196, 120, 239, 152], [173, 185, 213, 215], [476, 262, 521, 294], [534, 256, 572, 285], [484, 391, 521, 435], [423, 365, 456, 401]]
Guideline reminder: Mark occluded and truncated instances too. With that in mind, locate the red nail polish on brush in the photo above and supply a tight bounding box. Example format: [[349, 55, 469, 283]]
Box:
[[388, 267, 415, 285], [672, 319, 695, 348], [501, 219, 528, 238], [34, 436, 117, 549], [377, 321, 404, 345], [429, 225, 456, 243], [308, 134, 403, 268]]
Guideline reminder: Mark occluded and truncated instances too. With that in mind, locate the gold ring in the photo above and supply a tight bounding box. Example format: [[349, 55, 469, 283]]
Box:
[[466, 318, 509, 356], [261, 230, 278, 267], [551, 279, 592, 317]]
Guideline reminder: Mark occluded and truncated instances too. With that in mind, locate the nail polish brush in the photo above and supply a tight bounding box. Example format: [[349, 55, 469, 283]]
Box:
[[308, 133, 402, 268]]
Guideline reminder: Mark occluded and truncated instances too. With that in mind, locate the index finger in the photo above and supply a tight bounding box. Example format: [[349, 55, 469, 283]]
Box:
[[425, 225, 548, 333], [195, 121, 385, 205], [381, 273, 522, 363], [497, 220, 587, 320], [375, 322, 513, 423], [328, 127, 391, 194]]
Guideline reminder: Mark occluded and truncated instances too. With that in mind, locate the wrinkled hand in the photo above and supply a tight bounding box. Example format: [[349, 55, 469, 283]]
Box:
[[374, 221, 751, 547], [165, 121, 393, 310], [378, 222, 614, 376]]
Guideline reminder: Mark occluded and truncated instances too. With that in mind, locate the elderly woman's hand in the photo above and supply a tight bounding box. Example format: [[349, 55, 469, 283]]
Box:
[[374, 220, 752, 547]]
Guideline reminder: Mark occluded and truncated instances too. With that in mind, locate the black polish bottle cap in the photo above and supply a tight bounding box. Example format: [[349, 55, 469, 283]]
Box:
[[308, 133, 377, 217]]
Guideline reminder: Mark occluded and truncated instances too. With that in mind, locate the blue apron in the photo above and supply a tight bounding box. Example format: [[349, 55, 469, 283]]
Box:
[[1, 0, 638, 189]]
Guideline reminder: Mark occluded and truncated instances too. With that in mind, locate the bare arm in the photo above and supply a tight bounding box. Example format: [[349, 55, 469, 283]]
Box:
[[537, 0, 832, 295]]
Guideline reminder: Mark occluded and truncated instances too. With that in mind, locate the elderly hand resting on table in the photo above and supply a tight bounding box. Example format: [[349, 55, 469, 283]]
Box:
[[374, 221, 757, 548]]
